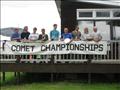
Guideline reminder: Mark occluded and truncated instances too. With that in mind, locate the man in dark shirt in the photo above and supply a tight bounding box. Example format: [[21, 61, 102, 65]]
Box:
[[38, 28, 48, 42], [21, 26, 30, 40]]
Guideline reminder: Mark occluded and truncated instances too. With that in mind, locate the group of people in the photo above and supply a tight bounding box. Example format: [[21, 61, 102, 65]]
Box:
[[11, 24, 102, 43]]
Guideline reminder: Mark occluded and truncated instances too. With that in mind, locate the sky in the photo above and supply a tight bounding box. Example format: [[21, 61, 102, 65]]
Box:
[[1, 1, 61, 34], [1, 0, 120, 40]]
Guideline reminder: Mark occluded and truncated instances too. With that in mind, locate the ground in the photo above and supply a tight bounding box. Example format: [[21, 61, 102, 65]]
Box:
[[0, 72, 120, 90]]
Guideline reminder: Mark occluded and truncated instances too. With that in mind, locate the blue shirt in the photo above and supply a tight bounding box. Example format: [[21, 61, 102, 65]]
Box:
[[11, 32, 20, 40], [62, 33, 72, 40], [50, 29, 59, 41]]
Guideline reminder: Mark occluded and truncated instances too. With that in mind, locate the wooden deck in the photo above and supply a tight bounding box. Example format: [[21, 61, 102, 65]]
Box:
[[1, 62, 120, 73]]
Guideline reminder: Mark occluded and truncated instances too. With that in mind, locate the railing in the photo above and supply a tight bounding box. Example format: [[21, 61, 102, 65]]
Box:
[[0, 40, 120, 63]]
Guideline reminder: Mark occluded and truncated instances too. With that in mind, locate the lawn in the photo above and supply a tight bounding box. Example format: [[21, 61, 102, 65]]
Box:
[[0, 72, 120, 90]]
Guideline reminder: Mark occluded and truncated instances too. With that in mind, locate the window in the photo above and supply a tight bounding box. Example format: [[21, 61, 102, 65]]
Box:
[[79, 12, 92, 17], [77, 9, 120, 20], [96, 11, 110, 17], [113, 11, 120, 17]]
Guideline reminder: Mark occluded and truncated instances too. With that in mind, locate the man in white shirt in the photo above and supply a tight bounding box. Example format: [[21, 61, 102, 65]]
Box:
[[81, 27, 93, 41], [29, 27, 39, 41], [91, 27, 102, 42]]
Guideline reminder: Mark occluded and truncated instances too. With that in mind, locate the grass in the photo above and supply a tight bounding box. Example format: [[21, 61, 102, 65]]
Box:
[[0, 72, 120, 90]]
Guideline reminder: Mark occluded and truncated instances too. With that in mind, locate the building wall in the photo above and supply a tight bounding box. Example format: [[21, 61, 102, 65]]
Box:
[[61, 1, 120, 33]]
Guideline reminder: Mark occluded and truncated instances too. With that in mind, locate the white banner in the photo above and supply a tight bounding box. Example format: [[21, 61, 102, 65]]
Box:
[[1, 41, 107, 55]]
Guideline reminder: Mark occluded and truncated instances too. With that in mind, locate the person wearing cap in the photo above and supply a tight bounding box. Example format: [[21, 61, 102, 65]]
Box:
[[11, 28, 21, 41], [29, 27, 39, 41], [21, 26, 30, 40], [50, 24, 60, 41], [38, 28, 48, 42]]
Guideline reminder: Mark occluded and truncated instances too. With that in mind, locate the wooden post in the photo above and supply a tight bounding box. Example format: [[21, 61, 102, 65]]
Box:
[[14, 72, 17, 77], [88, 73, 91, 84], [50, 73, 54, 82], [16, 72, 20, 84], [2, 72, 5, 82]]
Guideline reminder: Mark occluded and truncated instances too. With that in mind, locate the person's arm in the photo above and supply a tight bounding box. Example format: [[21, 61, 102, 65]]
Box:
[[57, 31, 59, 40], [26, 32, 30, 40], [78, 31, 81, 40], [21, 33, 23, 39], [98, 34, 102, 41], [44, 34, 48, 41], [38, 34, 41, 40], [70, 33, 73, 42], [28, 34, 31, 40]]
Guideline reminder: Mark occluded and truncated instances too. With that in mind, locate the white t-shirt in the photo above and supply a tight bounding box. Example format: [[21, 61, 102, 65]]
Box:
[[81, 33, 92, 41], [91, 32, 102, 41], [29, 33, 39, 41]]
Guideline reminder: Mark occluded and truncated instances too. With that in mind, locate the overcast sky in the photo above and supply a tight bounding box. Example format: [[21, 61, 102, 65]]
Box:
[[1, 1, 61, 34]]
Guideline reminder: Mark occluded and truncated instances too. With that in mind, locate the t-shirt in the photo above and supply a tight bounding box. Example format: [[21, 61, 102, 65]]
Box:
[[28, 33, 39, 41], [21, 32, 30, 39], [72, 31, 81, 39], [50, 29, 59, 41], [91, 32, 102, 39], [38, 34, 48, 41], [81, 33, 92, 41], [61, 33, 72, 40], [11, 32, 20, 40]]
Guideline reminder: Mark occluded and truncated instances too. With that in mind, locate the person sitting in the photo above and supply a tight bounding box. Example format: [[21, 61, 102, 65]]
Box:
[[28, 27, 39, 41], [72, 26, 81, 41], [50, 24, 59, 41], [81, 27, 93, 41], [21, 26, 30, 40], [61, 27, 73, 43], [38, 28, 48, 42], [91, 27, 102, 42], [11, 28, 21, 41]]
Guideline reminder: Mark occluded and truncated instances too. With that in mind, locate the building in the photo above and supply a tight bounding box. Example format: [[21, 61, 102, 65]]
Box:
[[56, 0, 120, 40]]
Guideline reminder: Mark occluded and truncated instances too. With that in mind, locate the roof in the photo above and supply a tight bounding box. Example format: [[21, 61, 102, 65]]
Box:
[[77, 0, 120, 6]]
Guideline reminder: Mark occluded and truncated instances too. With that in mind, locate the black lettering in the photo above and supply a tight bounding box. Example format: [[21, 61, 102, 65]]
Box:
[[31, 46, 35, 51], [99, 44, 103, 51], [94, 44, 99, 51], [74, 44, 80, 51], [51, 44, 56, 51], [80, 44, 85, 51], [41, 45, 46, 51], [61, 44, 65, 50], [70, 44, 74, 50], [11, 45, 16, 51]]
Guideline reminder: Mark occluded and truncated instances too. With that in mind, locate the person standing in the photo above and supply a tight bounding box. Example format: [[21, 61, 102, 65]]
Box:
[[38, 28, 48, 42], [50, 24, 59, 41], [21, 26, 30, 40], [81, 27, 93, 41], [29, 27, 39, 41], [61, 27, 73, 43], [11, 28, 21, 41], [72, 26, 81, 41], [91, 27, 102, 42]]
